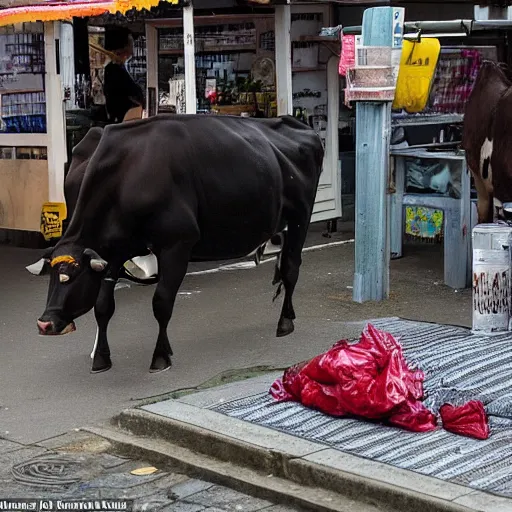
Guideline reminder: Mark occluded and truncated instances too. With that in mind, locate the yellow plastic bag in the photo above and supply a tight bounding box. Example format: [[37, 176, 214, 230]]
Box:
[[393, 38, 441, 113]]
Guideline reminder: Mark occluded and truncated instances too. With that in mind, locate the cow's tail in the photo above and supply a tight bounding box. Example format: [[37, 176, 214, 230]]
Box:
[[272, 261, 283, 302], [272, 234, 285, 302]]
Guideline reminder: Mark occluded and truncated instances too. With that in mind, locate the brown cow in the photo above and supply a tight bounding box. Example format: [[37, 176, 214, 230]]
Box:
[[462, 60, 512, 223]]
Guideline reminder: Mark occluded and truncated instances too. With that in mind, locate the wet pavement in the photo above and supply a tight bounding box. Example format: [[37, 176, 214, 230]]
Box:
[[0, 223, 470, 444], [0, 431, 298, 511]]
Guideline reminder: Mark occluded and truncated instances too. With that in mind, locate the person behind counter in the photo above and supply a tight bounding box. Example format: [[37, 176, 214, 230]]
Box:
[[103, 26, 145, 123]]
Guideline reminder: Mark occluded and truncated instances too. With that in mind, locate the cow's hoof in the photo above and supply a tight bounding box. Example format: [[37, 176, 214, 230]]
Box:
[[91, 355, 112, 374], [149, 355, 172, 373], [276, 318, 295, 337]]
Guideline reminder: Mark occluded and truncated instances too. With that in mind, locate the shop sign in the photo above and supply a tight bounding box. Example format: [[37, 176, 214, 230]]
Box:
[[393, 38, 441, 113], [40, 202, 67, 241]]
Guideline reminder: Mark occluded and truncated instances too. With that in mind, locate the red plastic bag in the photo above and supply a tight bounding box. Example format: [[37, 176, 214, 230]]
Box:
[[388, 400, 438, 432], [270, 325, 491, 439], [440, 401, 490, 440], [270, 324, 437, 432]]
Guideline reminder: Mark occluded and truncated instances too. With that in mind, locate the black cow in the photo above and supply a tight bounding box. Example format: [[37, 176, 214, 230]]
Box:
[[29, 114, 324, 373], [28, 126, 159, 373], [58, 125, 159, 286]]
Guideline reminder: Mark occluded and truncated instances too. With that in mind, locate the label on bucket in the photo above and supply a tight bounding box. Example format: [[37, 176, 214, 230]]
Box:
[[473, 268, 511, 332]]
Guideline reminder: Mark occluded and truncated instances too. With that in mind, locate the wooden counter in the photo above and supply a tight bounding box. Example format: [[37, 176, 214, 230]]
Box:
[[0, 159, 48, 231]]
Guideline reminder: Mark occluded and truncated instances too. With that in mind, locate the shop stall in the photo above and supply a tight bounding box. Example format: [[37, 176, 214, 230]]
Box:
[[0, 0, 355, 246], [340, 19, 512, 291], [390, 21, 512, 289], [0, 21, 61, 244], [0, 0, 178, 247]]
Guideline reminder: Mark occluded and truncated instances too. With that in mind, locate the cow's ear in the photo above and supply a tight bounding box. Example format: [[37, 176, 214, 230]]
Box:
[[84, 248, 108, 272], [26, 258, 51, 276]]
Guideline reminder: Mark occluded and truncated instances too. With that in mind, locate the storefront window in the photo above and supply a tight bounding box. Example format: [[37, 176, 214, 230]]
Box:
[[124, 33, 147, 99], [157, 17, 277, 116], [0, 23, 46, 133]]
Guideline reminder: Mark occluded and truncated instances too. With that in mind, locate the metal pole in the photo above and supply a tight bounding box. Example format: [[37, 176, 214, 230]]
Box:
[[274, 3, 292, 116], [183, 3, 197, 114], [44, 21, 67, 204], [353, 7, 404, 303], [145, 23, 158, 116]]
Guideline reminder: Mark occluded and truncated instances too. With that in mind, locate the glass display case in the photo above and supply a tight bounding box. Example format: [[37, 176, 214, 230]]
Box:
[[0, 23, 46, 134]]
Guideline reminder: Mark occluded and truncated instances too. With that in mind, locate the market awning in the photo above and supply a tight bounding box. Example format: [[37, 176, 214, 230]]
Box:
[[0, 0, 179, 26]]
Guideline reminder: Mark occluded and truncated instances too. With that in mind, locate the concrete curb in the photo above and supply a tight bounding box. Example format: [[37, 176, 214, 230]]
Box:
[[84, 423, 376, 512], [81, 402, 512, 512]]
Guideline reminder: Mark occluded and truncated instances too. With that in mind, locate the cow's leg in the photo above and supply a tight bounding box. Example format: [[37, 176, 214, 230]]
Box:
[[475, 138, 495, 224], [150, 242, 192, 373], [494, 197, 504, 221], [276, 216, 310, 337], [91, 277, 117, 373]]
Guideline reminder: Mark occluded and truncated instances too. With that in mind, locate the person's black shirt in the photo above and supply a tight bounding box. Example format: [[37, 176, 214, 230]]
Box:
[[103, 62, 144, 123]]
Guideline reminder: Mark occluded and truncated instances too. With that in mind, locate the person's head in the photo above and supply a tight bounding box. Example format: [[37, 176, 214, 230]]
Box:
[[104, 26, 134, 62]]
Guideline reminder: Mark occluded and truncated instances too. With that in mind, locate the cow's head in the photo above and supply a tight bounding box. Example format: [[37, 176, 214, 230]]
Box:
[[27, 247, 108, 335]]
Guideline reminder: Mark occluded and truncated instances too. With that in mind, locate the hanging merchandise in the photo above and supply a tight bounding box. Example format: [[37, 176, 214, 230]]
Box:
[[393, 38, 441, 113], [428, 49, 482, 114], [270, 324, 491, 439], [339, 33, 356, 76]]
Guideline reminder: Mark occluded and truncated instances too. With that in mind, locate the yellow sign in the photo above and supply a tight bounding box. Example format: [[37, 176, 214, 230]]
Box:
[[40, 202, 67, 241], [393, 38, 441, 113]]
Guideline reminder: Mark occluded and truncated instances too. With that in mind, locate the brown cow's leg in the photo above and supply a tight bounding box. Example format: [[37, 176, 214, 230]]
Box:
[[473, 172, 493, 224], [479, 193, 494, 224]]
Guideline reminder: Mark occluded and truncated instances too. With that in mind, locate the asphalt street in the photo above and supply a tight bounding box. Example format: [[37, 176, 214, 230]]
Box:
[[0, 227, 471, 444]]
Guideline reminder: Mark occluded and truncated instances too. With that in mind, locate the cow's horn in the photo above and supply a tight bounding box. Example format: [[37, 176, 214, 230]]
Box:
[[59, 274, 70, 283], [84, 248, 108, 272]]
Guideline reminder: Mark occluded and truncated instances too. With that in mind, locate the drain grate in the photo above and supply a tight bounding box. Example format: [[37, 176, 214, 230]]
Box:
[[12, 456, 81, 487]]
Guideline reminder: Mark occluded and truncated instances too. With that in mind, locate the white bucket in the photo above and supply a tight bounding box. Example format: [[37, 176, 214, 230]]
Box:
[[472, 224, 512, 333]]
